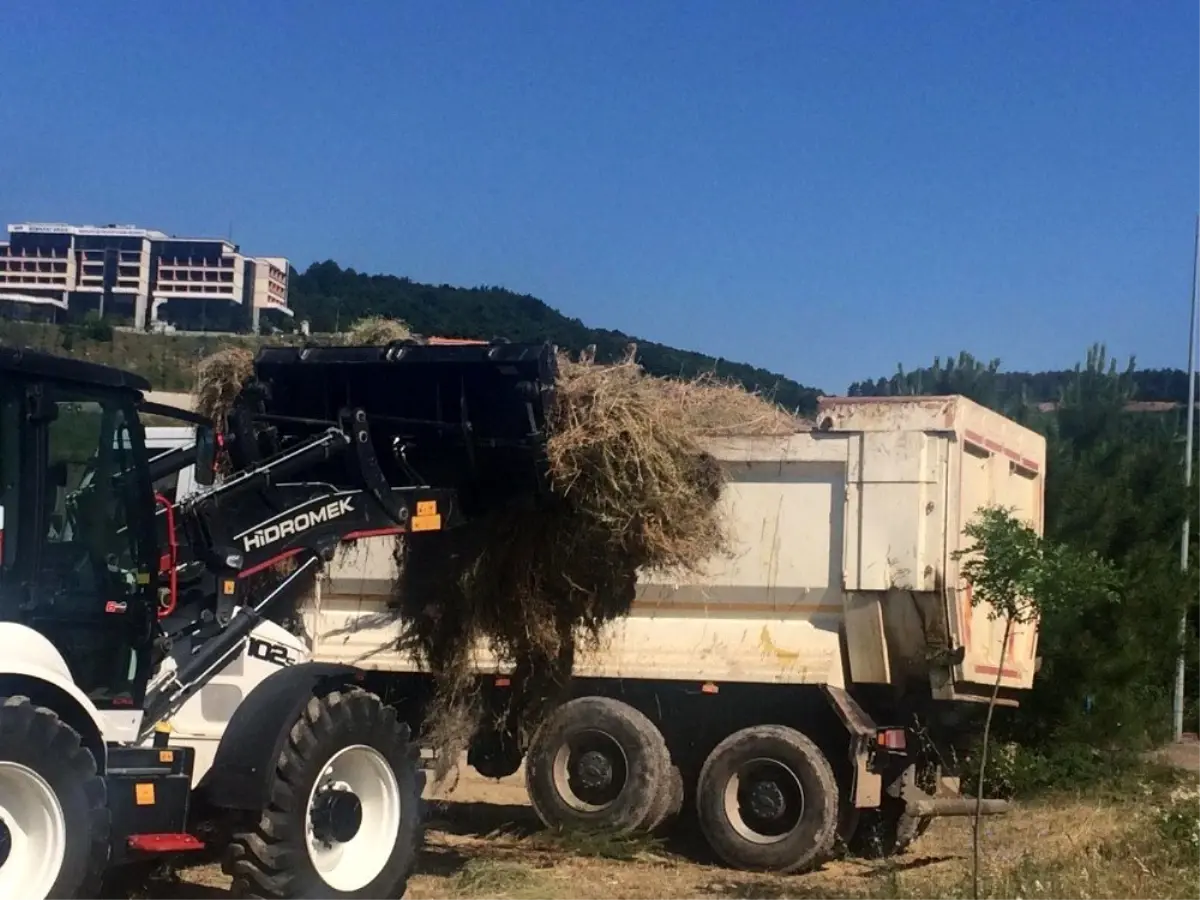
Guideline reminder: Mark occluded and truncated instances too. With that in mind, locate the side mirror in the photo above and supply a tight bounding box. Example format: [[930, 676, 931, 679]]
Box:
[[195, 425, 217, 487]]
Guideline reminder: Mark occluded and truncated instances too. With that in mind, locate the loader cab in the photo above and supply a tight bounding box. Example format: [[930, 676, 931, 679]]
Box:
[[0, 347, 163, 712]]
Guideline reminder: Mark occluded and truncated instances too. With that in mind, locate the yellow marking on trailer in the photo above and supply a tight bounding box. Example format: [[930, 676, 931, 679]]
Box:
[[416, 500, 438, 517], [135, 783, 156, 806], [410, 514, 442, 532], [159, 750, 174, 764], [223, 580, 236, 595]]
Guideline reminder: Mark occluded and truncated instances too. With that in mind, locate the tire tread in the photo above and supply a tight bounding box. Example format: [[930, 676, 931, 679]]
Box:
[[222, 687, 421, 899]]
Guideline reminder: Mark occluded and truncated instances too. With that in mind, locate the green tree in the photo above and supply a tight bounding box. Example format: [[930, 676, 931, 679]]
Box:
[[952, 505, 1119, 899]]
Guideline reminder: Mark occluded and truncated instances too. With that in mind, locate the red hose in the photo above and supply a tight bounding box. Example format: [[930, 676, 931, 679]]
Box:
[[155, 492, 178, 618]]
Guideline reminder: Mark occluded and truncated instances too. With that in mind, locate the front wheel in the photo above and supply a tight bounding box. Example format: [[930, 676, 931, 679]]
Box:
[[224, 688, 423, 899], [0, 696, 110, 899]]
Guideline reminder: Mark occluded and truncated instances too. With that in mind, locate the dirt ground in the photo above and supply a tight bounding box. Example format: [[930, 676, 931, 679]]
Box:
[[118, 744, 1199, 900]]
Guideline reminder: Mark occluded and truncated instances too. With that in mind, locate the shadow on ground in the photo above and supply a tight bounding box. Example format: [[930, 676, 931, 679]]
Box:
[[101, 865, 231, 900], [424, 798, 543, 839]]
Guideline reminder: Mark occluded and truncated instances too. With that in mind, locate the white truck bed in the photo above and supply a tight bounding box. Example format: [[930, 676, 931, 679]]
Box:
[[302, 394, 1046, 702]]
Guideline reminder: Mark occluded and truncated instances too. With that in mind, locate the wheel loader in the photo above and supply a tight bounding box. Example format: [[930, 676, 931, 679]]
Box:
[[0, 339, 556, 898]]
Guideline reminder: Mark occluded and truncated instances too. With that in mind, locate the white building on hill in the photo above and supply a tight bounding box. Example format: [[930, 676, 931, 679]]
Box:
[[0, 222, 292, 332]]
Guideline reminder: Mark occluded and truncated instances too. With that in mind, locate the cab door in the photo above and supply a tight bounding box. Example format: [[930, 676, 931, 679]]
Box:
[[18, 382, 159, 713]]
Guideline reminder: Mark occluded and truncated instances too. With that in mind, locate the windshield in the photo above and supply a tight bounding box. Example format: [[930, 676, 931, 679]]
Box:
[[43, 396, 146, 595]]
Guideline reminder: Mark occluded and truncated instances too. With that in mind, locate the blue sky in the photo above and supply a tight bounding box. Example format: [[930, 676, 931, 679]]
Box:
[[1, 1, 1195, 392]]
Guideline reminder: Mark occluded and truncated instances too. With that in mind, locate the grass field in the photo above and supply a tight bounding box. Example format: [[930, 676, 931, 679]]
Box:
[[120, 747, 1198, 900]]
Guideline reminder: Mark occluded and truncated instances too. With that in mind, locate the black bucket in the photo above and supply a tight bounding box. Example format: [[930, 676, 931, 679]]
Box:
[[244, 340, 558, 514]]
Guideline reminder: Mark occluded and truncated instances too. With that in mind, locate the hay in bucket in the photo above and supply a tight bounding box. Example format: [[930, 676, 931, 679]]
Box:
[[393, 350, 804, 778], [344, 315, 413, 344], [193, 346, 255, 430]]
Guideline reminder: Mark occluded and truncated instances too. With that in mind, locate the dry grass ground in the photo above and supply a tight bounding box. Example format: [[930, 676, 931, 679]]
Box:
[[133, 752, 1197, 900]]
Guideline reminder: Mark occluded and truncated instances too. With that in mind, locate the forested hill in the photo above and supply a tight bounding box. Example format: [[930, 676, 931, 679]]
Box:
[[846, 349, 1191, 412], [290, 261, 820, 413]]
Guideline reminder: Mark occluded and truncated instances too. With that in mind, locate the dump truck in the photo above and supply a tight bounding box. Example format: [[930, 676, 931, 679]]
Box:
[[148, 366, 1046, 875]]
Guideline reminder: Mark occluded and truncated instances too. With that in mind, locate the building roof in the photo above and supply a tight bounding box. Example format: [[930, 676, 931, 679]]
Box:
[[9, 222, 171, 240]]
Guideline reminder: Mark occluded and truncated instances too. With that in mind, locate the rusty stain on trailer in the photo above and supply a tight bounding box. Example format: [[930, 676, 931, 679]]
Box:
[[758, 625, 800, 663]]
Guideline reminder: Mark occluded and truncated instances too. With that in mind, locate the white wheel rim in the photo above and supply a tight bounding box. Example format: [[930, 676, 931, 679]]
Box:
[[0, 761, 68, 899], [305, 744, 402, 892]]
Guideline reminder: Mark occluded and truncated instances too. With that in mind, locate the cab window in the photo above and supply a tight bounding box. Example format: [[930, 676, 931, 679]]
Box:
[[41, 394, 145, 598]]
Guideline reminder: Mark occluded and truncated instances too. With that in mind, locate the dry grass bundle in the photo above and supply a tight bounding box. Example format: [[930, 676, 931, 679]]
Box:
[[344, 316, 413, 344], [654, 370, 810, 436], [395, 351, 804, 777], [193, 346, 254, 428]]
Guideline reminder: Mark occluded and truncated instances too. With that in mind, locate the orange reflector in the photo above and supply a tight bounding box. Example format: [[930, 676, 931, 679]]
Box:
[[495, 676, 511, 687], [701, 682, 719, 694], [411, 514, 442, 532], [135, 783, 156, 806], [416, 500, 438, 517], [878, 729, 907, 750]]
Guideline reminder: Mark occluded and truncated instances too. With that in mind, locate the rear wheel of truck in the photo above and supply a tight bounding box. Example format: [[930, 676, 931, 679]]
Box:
[[224, 688, 423, 899], [643, 764, 685, 833], [695, 725, 838, 873], [0, 696, 109, 899], [525, 696, 670, 835], [847, 797, 930, 858]]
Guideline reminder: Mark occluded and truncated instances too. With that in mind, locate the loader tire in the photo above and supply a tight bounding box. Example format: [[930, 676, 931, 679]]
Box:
[[0, 695, 110, 899], [525, 696, 671, 835], [223, 688, 424, 899], [695, 725, 838, 873]]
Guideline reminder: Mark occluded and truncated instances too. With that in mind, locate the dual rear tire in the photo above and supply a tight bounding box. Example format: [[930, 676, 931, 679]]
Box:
[[523, 699, 841, 874], [695, 725, 839, 873], [524, 696, 679, 836]]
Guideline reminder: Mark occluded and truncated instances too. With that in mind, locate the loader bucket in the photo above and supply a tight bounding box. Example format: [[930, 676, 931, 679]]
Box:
[[247, 340, 558, 514]]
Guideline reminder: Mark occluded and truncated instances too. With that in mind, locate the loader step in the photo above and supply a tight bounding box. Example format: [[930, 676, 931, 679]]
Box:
[[105, 745, 197, 864]]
